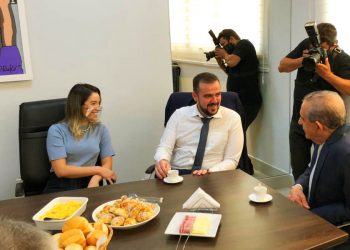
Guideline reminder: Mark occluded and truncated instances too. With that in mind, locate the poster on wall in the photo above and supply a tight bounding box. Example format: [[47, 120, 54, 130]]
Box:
[[0, 0, 32, 82]]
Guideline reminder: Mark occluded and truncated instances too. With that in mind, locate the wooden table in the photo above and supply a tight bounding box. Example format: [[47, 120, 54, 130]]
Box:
[[0, 170, 347, 249]]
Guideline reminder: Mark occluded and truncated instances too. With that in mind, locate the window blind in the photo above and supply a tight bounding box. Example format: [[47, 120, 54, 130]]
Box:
[[315, 0, 350, 52], [169, 0, 265, 63]]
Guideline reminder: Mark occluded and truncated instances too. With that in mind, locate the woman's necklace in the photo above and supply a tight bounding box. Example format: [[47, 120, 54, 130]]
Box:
[[81, 125, 90, 134]]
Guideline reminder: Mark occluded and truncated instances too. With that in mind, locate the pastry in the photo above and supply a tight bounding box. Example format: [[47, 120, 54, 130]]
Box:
[[136, 211, 153, 222], [124, 217, 137, 226], [59, 228, 86, 248], [62, 216, 93, 235], [98, 213, 114, 224], [93, 221, 109, 236], [64, 243, 83, 250], [86, 229, 105, 246], [95, 195, 156, 227], [109, 207, 128, 218], [110, 216, 125, 227]]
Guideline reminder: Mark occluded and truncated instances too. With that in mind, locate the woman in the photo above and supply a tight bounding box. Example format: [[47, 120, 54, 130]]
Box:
[[44, 83, 116, 193]]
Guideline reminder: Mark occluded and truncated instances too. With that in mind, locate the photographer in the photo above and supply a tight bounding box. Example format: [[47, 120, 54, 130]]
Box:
[[278, 22, 350, 180], [214, 29, 262, 129]]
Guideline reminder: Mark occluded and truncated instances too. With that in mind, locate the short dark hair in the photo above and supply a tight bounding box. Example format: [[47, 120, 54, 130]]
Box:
[[218, 29, 240, 41], [317, 23, 337, 45], [193, 72, 220, 93]]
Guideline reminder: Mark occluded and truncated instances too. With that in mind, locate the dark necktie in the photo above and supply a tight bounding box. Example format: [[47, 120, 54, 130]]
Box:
[[192, 117, 212, 171]]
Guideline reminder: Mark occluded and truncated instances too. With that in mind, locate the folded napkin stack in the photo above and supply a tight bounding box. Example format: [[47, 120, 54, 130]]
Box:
[[182, 187, 220, 210]]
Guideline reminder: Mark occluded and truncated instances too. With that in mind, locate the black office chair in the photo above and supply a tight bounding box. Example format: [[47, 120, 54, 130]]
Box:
[[144, 91, 253, 179], [172, 62, 181, 92], [18, 98, 66, 196]]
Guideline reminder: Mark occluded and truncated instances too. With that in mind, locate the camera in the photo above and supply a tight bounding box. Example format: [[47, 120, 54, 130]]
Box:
[[204, 30, 221, 61], [302, 21, 327, 72]]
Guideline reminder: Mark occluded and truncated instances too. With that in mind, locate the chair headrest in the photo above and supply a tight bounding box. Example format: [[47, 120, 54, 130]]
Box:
[[19, 98, 66, 134]]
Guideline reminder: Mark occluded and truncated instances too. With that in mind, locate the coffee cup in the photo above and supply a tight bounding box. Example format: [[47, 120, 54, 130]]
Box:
[[167, 169, 179, 180], [254, 183, 267, 201]]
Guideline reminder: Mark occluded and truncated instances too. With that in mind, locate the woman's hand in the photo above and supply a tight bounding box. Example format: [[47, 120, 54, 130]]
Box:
[[88, 175, 102, 188], [98, 167, 117, 184]]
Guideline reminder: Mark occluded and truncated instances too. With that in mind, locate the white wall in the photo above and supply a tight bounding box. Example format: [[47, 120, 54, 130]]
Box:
[[247, 0, 292, 173], [0, 0, 172, 200]]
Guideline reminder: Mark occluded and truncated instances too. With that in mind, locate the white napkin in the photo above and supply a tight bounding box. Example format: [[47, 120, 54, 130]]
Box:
[[182, 187, 220, 209]]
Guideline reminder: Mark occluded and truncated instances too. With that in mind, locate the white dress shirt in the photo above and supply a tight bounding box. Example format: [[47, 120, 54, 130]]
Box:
[[154, 104, 244, 172], [308, 144, 324, 201]]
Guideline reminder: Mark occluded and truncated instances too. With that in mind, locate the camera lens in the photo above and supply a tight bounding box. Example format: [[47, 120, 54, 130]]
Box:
[[303, 53, 321, 72], [204, 50, 216, 61]]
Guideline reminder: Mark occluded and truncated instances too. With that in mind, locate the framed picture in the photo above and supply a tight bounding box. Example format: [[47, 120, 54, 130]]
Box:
[[0, 0, 32, 82]]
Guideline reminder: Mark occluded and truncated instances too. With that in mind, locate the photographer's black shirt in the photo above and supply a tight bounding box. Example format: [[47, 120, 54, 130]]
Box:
[[287, 38, 350, 121], [226, 39, 261, 106]]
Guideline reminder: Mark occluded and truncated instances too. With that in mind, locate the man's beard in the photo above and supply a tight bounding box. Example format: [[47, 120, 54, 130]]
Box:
[[199, 103, 219, 116]]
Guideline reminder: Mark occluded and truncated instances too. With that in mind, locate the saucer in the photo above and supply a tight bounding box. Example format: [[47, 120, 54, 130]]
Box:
[[163, 176, 183, 184], [248, 193, 273, 203]]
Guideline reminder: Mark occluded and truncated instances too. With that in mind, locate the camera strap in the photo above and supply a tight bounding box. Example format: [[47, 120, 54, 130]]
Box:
[[329, 46, 342, 61], [333, 46, 342, 54], [328, 46, 342, 71]]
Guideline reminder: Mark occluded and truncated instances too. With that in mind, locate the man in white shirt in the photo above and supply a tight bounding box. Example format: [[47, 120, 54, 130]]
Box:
[[154, 72, 244, 179]]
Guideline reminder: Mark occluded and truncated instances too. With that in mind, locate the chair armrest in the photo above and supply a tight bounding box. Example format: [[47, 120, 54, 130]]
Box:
[[15, 179, 25, 197], [145, 164, 155, 174], [338, 222, 350, 229]]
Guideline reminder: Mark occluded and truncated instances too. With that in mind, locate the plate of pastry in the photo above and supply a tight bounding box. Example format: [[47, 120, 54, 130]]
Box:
[[92, 195, 160, 229], [164, 212, 222, 237]]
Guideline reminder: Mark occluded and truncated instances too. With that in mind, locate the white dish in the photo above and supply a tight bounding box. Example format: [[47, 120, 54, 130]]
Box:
[[92, 200, 160, 230], [164, 212, 222, 238], [32, 197, 88, 230], [248, 193, 273, 203], [163, 176, 183, 184]]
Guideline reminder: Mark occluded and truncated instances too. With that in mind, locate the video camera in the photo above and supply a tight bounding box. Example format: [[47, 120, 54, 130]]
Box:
[[302, 21, 327, 72], [204, 30, 221, 61]]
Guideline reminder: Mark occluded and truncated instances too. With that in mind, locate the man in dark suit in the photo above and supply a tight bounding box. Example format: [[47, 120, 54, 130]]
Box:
[[288, 90, 350, 227]]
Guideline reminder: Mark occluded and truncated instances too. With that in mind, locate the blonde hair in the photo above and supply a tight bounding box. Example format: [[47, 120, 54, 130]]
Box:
[[65, 83, 101, 140]]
